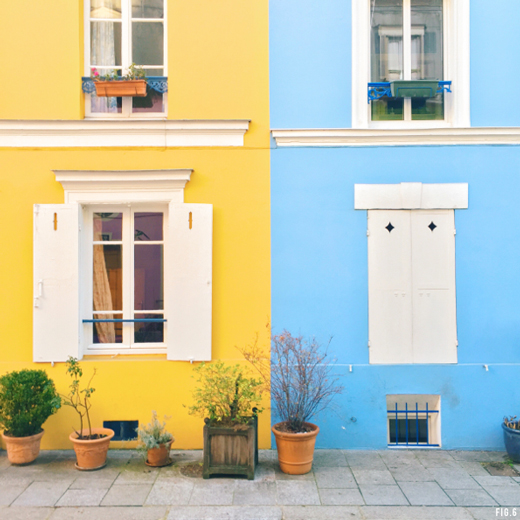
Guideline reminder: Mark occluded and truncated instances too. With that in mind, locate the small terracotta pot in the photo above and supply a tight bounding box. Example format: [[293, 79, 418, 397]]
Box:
[[94, 80, 147, 97], [2, 430, 44, 465], [146, 441, 172, 467], [272, 422, 319, 475], [69, 428, 114, 470]]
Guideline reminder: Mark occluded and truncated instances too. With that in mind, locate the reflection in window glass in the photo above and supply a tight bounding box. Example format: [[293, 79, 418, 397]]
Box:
[[93, 314, 123, 344], [134, 244, 163, 311], [134, 212, 163, 241], [132, 22, 164, 65], [134, 314, 164, 343], [132, 0, 163, 19], [93, 213, 122, 241], [91, 0, 122, 18]]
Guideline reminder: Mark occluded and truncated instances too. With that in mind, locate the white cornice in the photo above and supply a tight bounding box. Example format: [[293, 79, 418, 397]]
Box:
[[0, 120, 250, 148], [55, 169, 192, 204], [272, 128, 520, 147]]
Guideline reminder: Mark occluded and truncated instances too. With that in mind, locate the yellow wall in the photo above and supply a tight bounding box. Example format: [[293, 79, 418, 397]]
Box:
[[0, 0, 270, 450]]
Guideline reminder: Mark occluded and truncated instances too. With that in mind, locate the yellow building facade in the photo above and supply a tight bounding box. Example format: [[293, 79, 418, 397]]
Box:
[[0, 0, 270, 449]]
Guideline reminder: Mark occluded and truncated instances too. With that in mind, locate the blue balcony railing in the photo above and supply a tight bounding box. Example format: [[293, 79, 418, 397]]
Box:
[[368, 81, 452, 103]]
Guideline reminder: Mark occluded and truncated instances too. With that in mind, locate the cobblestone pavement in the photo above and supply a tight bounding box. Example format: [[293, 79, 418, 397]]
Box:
[[0, 448, 519, 519]]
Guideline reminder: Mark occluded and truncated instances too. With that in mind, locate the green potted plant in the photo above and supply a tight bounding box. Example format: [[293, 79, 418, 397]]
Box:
[[91, 63, 147, 98], [503, 416, 520, 462], [61, 357, 114, 470], [136, 411, 174, 467], [241, 329, 343, 475], [187, 361, 264, 479], [0, 369, 61, 465]]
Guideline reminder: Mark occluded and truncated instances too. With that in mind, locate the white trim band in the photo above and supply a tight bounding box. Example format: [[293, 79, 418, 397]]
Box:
[[0, 120, 250, 148], [355, 182, 468, 210], [272, 128, 520, 147]]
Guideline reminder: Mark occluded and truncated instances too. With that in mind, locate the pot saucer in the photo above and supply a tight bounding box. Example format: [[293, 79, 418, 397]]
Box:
[[74, 462, 107, 471], [145, 457, 173, 468]]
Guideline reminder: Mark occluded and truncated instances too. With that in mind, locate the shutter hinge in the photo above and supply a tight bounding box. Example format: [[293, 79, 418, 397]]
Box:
[[367, 230, 370, 236], [454, 229, 457, 235], [368, 341, 371, 349]]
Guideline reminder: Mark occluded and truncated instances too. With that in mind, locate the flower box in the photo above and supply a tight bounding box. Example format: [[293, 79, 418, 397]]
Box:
[[94, 80, 147, 98], [390, 80, 440, 99]]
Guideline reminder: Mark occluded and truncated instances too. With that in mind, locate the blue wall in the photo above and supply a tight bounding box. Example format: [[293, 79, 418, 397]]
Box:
[[271, 145, 520, 449]]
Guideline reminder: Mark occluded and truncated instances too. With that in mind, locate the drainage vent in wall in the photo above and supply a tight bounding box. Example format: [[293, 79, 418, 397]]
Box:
[[103, 420, 139, 441]]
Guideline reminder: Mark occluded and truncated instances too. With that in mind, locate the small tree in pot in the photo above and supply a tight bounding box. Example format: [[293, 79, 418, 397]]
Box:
[[0, 369, 61, 464], [241, 329, 343, 474]]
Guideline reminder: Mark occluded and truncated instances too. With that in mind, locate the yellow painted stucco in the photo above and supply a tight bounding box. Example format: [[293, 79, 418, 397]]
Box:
[[0, 0, 270, 450]]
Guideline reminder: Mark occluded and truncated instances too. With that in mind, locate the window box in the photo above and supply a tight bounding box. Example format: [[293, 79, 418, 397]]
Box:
[[94, 79, 147, 98], [390, 80, 440, 99]]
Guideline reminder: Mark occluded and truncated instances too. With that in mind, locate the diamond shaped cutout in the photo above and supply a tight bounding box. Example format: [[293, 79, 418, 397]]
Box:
[[428, 221, 437, 232], [385, 222, 395, 233]]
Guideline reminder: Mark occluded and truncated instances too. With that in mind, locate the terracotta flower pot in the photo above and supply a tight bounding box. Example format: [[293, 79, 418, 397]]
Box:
[[272, 422, 319, 475], [94, 80, 147, 98], [69, 427, 114, 470], [146, 441, 172, 467], [1, 430, 44, 465]]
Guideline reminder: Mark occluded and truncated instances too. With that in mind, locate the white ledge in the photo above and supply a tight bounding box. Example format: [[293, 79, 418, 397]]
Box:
[[0, 119, 250, 148], [272, 127, 520, 147]]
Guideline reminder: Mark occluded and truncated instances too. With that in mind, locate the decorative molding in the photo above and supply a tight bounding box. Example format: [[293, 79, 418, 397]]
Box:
[[55, 169, 192, 204], [272, 128, 520, 147], [0, 120, 250, 148], [355, 182, 468, 210]]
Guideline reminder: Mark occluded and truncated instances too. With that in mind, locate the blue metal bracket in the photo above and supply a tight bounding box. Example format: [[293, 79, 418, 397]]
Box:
[[81, 77, 168, 95], [367, 80, 452, 103], [83, 319, 166, 323]]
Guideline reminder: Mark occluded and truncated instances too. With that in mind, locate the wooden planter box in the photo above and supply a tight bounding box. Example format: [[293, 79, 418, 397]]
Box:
[[94, 79, 147, 98], [203, 416, 258, 480]]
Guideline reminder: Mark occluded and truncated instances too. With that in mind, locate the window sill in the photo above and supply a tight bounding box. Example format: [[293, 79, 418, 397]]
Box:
[[271, 127, 520, 147]]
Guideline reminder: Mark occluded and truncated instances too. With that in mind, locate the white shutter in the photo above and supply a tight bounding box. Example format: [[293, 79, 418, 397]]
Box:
[[167, 203, 213, 361], [33, 204, 80, 362], [411, 210, 457, 363], [368, 210, 414, 364]]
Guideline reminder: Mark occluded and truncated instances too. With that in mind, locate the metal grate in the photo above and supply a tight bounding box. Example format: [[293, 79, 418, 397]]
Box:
[[387, 402, 439, 447]]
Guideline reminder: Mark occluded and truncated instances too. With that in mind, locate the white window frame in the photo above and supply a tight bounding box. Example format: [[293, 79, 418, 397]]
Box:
[[84, 0, 168, 119], [352, 0, 469, 129], [83, 204, 168, 355]]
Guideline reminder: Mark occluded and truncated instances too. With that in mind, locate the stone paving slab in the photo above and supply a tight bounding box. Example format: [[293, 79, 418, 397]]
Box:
[[398, 481, 454, 505], [283, 505, 362, 519], [359, 484, 409, 505], [50, 506, 169, 520], [100, 483, 153, 506], [351, 468, 396, 486], [275, 480, 320, 505], [233, 480, 277, 505], [445, 488, 498, 506], [428, 468, 482, 489], [318, 487, 364, 505], [0, 486, 28, 506], [189, 480, 236, 506], [55, 487, 108, 507], [145, 478, 194, 505], [166, 506, 282, 520], [11, 481, 70, 507], [314, 466, 357, 488], [361, 506, 476, 519], [0, 506, 54, 520]]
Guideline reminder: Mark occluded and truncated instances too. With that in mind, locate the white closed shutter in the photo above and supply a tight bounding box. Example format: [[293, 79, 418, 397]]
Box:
[[33, 204, 80, 362], [411, 210, 457, 363], [167, 203, 213, 361], [368, 210, 413, 364]]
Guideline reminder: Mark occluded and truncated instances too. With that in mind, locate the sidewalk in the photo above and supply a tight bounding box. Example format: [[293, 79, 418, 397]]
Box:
[[0, 448, 517, 520]]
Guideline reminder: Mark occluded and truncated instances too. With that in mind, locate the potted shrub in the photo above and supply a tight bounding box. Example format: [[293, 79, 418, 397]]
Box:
[[0, 369, 61, 464], [61, 357, 114, 470], [503, 416, 520, 462], [241, 329, 343, 475], [187, 361, 264, 479], [137, 411, 174, 467], [91, 63, 147, 98]]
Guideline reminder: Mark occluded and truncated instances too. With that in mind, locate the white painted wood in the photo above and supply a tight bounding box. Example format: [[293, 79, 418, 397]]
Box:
[[33, 204, 81, 362], [411, 210, 457, 363], [355, 183, 468, 210], [271, 127, 520, 147], [0, 120, 250, 148], [368, 210, 414, 364], [167, 203, 213, 361]]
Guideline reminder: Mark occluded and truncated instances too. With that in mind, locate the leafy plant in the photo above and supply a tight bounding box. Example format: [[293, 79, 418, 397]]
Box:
[[241, 329, 344, 433], [0, 370, 61, 437], [61, 357, 99, 440], [91, 63, 146, 82], [505, 416, 520, 430], [187, 362, 264, 426], [136, 411, 174, 454]]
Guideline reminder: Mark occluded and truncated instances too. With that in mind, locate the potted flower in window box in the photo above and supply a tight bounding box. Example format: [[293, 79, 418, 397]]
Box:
[[61, 357, 114, 470], [0, 369, 61, 465], [136, 411, 174, 467], [241, 329, 343, 475], [187, 361, 264, 480], [91, 63, 147, 98]]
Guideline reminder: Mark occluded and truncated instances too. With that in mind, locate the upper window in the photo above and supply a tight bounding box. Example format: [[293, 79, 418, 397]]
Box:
[[85, 0, 166, 118], [370, 0, 444, 122]]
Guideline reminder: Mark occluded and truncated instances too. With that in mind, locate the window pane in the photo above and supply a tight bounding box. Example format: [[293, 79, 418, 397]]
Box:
[[132, 22, 164, 65], [91, 0, 121, 19], [93, 244, 122, 311], [93, 313, 123, 344], [134, 314, 164, 343], [91, 21, 122, 67], [132, 0, 163, 19], [132, 88, 164, 113], [94, 212, 122, 241], [412, 92, 444, 120], [134, 245, 163, 310], [134, 212, 163, 241]]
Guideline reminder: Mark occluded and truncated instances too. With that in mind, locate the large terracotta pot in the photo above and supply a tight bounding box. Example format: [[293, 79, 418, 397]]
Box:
[[2, 430, 44, 465], [272, 422, 319, 475], [69, 428, 114, 470], [94, 80, 147, 97], [146, 441, 172, 467]]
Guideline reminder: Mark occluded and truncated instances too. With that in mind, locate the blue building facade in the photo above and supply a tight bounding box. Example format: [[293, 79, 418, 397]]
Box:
[[270, 0, 520, 450]]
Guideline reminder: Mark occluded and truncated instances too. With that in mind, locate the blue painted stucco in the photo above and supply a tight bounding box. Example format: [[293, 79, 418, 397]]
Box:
[[270, 146, 520, 449]]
